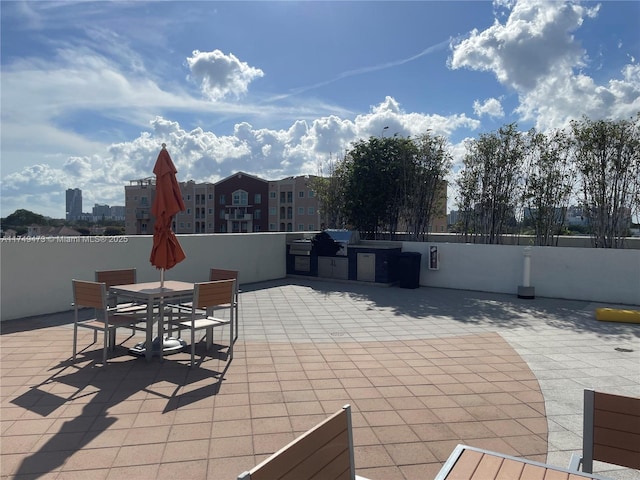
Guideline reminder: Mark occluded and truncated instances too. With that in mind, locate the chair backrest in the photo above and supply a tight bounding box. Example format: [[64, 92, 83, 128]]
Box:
[[72, 279, 108, 310], [581, 389, 640, 472], [194, 280, 236, 310], [237, 404, 355, 480], [209, 268, 238, 283], [95, 268, 137, 288]]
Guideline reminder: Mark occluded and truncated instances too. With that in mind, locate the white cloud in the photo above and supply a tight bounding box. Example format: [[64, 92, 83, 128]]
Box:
[[516, 64, 640, 129], [450, 0, 597, 91], [1, 98, 479, 217], [449, 0, 638, 130], [473, 98, 505, 118], [186, 50, 264, 101]]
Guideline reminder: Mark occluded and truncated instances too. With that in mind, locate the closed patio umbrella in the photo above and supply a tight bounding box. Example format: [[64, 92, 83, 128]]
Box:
[[134, 143, 187, 357], [150, 143, 186, 275]]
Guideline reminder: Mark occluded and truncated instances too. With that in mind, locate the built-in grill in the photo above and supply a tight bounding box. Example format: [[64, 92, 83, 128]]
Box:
[[289, 239, 312, 256], [289, 239, 313, 272], [324, 229, 360, 256]]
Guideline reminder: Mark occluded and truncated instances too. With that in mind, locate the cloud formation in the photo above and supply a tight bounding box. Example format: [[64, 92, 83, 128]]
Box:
[[187, 50, 264, 101], [450, 0, 639, 129], [473, 98, 505, 118], [1, 98, 476, 217]]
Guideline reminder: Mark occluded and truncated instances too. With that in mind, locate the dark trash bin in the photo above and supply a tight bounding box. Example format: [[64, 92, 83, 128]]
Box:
[[398, 252, 421, 289]]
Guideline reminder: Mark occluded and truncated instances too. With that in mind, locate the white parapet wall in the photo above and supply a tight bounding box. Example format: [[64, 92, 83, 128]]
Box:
[[402, 242, 640, 306], [1, 234, 638, 321], [0, 233, 288, 322]]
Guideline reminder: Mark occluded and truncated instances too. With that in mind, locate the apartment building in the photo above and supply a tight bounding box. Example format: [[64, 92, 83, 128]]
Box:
[[214, 172, 269, 233], [65, 188, 82, 221], [124, 178, 156, 235], [268, 175, 322, 232], [125, 172, 445, 235], [125, 173, 319, 235]]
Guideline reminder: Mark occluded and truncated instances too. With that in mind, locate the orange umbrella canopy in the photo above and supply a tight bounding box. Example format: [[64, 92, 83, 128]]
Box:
[[149, 144, 186, 270]]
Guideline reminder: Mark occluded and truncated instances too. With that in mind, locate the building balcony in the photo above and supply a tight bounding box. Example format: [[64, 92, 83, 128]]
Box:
[[225, 213, 252, 221]]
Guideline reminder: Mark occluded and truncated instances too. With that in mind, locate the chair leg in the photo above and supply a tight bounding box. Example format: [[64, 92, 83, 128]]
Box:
[[109, 329, 116, 351], [234, 303, 239, 342], [206, 327, 213, 350], [190, 328, 196, 367], [73, 323, 78, 360], [229, 319, 234, 360], [103, 328, 108, 366]]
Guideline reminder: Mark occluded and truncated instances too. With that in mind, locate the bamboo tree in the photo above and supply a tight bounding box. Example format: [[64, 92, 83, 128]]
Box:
[[522, 128, 575, 246], [456, 124, 524, 243], [571, 115, 640, 248]]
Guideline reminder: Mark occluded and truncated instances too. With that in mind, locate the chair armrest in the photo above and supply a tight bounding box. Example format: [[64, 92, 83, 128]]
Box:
[[569, 453, 582, 471], [166, 303, 192, 313]]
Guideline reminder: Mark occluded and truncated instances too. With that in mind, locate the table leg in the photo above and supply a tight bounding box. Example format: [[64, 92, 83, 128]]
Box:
[[158, 300, 164, 362], [146, 302, 154, 362]]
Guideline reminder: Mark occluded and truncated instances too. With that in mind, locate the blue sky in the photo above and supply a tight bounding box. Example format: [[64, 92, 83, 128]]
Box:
[[1, 0, 639, 218]]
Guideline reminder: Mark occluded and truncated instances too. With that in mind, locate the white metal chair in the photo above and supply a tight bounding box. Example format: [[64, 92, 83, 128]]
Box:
[[72, 279, 141, 365], [569, 388, 640, 473], [168, 279, 235, 367], [237, 404, 370, 480]]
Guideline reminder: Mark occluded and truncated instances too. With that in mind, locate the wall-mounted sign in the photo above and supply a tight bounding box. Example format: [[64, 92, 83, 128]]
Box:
[[429, 245, 439, 270]]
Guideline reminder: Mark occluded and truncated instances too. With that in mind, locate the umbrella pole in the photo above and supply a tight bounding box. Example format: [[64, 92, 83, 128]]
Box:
[[159, 268, 165, 359]]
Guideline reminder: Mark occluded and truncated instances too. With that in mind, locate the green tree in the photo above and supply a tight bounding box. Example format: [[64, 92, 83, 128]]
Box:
[[1, 209, 48, 228], [403, 133, 451, 241], [311, 154, 347, 229], [340, 137, 402, 238], [457, 123, 525, 243], [522, 128, 575, 246], [571, 115, 640, 248]]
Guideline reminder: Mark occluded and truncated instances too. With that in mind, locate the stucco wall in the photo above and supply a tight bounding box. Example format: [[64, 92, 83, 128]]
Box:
[[402, 242, 640, 305], [0, 233, 287, 321], [2, 234, 638, 322]]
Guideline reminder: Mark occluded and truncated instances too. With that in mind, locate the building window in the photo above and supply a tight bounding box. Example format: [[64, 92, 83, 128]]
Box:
[[298, 224, 304, 231], [233, 190, 248, 206], [298, 207, 305, 215], [141, 197, 148, 206], [254, 193, 261, 204], [270, 191, 276, 199], [254, 209, 261, 220], [280, 191, 286, 203], [187, 194, 191, 200], [298, 191, 304, 198], [308, 224, 315, 230], [269, 207, 276, 215], [219, 209, 225, 219], [208, 194, 213, 200], [309, 191, 314, 198], [269, 223, 276, 231], [209, 208, 213, 214], [220, 194, 226, 204], [308, 206, 315, 215], [287, 191, 293, 203]]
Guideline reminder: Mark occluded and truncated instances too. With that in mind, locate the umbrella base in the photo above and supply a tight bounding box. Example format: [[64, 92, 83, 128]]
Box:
[[129, 336, 186, 357]]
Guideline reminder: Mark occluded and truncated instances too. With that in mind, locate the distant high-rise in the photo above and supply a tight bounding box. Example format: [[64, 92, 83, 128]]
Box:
[[65, 188, 82, 220]]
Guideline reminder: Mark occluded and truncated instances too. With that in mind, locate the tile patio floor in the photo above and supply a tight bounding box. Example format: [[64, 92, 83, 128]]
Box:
[[1, 278, 639, 480]]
